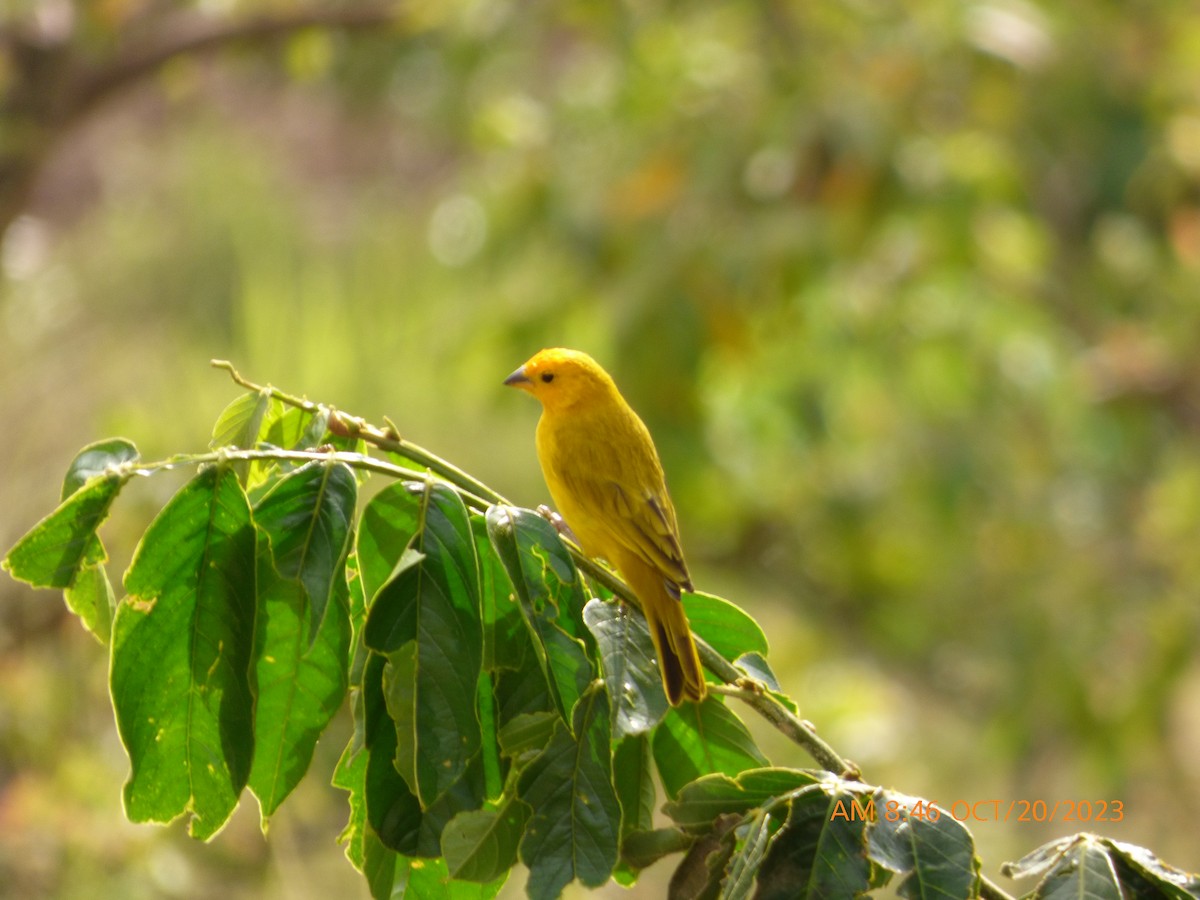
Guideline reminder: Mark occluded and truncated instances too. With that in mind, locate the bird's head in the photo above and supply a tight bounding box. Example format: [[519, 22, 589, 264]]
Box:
[[504, 348, 618, 412]]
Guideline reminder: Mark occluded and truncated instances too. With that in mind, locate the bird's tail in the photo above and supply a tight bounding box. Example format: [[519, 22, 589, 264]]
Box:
[[618, 553, 706, 706]]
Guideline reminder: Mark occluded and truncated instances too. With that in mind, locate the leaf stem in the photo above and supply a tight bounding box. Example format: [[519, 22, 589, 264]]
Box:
[[119, 445, 496, 504], [210, 359, 509, 507]]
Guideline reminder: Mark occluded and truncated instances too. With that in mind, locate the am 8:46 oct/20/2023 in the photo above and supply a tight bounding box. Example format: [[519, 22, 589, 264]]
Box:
[[830, 796, 1125, 824]]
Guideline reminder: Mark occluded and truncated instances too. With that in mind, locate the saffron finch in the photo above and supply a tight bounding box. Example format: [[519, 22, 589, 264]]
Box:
[[505, 348, 706, 705]]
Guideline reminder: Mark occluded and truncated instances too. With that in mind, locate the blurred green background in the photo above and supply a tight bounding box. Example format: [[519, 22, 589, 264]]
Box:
[[3, 0, 1199, 897]]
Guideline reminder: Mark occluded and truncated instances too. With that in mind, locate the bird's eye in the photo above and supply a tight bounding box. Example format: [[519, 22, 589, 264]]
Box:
[[541, 372, 554, 383]]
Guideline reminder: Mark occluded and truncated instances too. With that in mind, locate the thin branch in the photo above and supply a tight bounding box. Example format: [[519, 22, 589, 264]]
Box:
[[72, 6, 404, 118], [1, 6, 405, 239], [121, 445, 424, 486], [210, 359, 507, 508]]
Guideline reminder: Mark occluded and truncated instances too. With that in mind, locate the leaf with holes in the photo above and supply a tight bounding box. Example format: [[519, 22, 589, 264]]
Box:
[[486, 506, 593, 726], [110, 465, 257, 840]]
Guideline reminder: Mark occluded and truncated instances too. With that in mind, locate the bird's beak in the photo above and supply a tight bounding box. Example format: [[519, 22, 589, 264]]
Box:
[[504, 366, 531, 387]]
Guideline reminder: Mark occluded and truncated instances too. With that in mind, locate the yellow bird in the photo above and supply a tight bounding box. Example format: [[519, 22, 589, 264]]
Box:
[[505, 348, 706, 705]]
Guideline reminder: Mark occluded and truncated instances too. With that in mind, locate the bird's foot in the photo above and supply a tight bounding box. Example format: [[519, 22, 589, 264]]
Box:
[[536, 505, 580, 544]]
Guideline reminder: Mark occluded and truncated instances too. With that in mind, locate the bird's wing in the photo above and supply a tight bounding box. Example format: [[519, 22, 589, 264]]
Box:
[[598, 477, 692, 592], [541, 406, 692, 591]]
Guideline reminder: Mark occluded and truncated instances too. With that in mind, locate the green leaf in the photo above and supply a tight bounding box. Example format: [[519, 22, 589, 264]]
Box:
[[345, 552, 369, 686], [1000, 834, 1077, 882], [614, 734, 655, 839], [734, 652, 781, 691], [475, 667, 503, 802], [363, 652, 425, 856], [366, 850, 507, 900], [364, 481, 483, 808], [1003, 834, 1200, 900], [61, 437, 139, 500], [518, 685, 621, 900], [755, 783, 875, 900], [211, 389, 273, 450], [344, 661, 494, 881], [683, 592, 768, 662], [583, 598, 670, 741], [485, 506, 591, 645], [473, 514, 528, 673], [362, 828, 399, 900], [365, 644, 490, 860], [1107, 838, 1200, 898], [363, 548, 425, 652], [325, 429, 369, 461], [244, 405, 336, 496], [264, 405, 331, 451], [494, 647, 555, 716], [362, 827, 398, 898], [2, 440, 138, 641], [110, 465, 257, 840], [537, 624, 594, 728], [663, 768, 821, 832], [497, 711, 558, 759], [248, 460, 355, 830], [253, 460, 357, 639], [4, 472, 125, 589], [248, 547, 351, 824], [383, 642, 420, 796], [333, 704, 369, 872], [5, 441, 132, 643], [442, 798, 531, 883], [652, 697, 770, 799], [357, 482, 423, 603], [63, 559, 116, 643], [426, 862, 508, 899], [720, 807, 773, 899], [613, 734, 657, 883], [419, 753, 490, 859], [1007, 837, 1121, 900], [485, 505, 593, 726], [669, 812, 741, 900], [493, 652, 556, 761], [868, 790, 979, 900]]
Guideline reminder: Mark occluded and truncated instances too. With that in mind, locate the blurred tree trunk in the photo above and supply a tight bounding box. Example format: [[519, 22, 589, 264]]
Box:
[[0, 6, 399, 242]]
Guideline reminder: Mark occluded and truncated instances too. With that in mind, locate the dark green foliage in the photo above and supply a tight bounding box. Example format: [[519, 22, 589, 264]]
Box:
[[5, 389, 1198, 898]]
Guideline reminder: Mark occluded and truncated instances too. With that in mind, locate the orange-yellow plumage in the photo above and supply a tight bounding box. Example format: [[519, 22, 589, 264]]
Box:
[[504, 348, 706, 705]]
